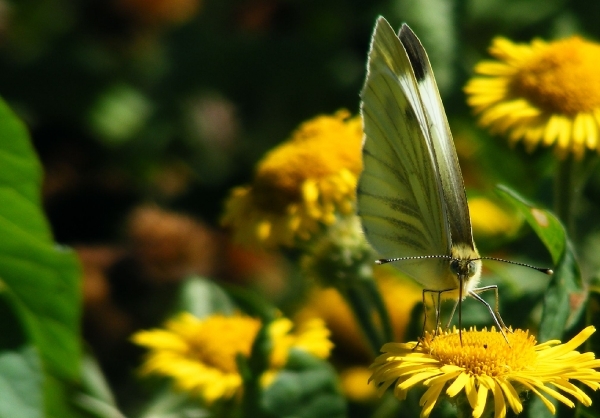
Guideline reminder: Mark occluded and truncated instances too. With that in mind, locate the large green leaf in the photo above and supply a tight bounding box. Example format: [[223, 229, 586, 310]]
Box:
[[497, 185, 585, 418], [0, 344, 43, 418], [0, 99, 81, 384], [0, 298, 43, 418], [496, 185, 565, 264], [496, 185, 584, 339]]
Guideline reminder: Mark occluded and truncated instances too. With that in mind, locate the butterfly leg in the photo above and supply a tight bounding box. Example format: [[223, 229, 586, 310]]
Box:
[[471, 285, 509, 330], [419, 289, 431, 343], [414, 290, 429, 350], [445, 297, 459, 329], [468, 287, 510, 344], [432, 291, 443, 334], [421, 288, 458, 337], [415, 289, 443, 349]]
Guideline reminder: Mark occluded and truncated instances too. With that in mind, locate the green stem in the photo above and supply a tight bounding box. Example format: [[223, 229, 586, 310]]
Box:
[[554, 154, 599, 239], [342, 282, 387, 356], [554, 155, 576, 237], [364, 278, 395, 344], [454, 396, 475, 418]]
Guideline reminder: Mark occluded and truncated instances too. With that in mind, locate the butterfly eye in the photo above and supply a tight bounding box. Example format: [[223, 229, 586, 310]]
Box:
[[467, 261, 479, 277], [449, 259, 460, 276]]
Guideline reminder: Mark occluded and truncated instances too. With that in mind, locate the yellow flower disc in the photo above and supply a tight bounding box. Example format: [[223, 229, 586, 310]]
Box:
[[183, 315, 261, 373], [511, 37, 600, 116], [424, 328, 537, 378]]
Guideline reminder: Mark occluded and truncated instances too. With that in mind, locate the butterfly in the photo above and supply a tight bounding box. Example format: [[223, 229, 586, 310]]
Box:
[[357, 17, 551, 342]]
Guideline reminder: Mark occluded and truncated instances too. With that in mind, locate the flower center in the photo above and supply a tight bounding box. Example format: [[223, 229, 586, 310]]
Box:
[[423, 328, 537, 377], [187, 315, 262, 373], [511, 37, 600, 116]]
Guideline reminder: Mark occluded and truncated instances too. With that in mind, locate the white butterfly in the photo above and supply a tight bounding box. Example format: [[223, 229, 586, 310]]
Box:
[[357, 17, 540, 341]]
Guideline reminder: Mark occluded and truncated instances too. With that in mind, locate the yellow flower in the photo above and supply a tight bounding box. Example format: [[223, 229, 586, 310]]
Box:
[[340, 366, 379, 403], [132, 313, 332, 404], [221, 110, 363, 248], [465, 36, 600, 159], [370, 326, 600, 418]]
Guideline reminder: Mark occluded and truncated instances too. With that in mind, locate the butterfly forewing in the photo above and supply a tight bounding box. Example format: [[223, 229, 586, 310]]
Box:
[[357, 17, 453, 290], [398, 25, 475, 249]]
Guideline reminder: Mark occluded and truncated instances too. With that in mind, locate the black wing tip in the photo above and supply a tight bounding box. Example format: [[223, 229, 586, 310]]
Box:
[[397, 24, 428, 82], [398, 23, 412, 36]]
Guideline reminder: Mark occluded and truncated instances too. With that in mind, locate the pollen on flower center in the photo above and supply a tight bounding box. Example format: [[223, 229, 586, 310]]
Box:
[[186, 315, 262, 373], [424, 328, 537, 377], [511, 37, 600, 115]]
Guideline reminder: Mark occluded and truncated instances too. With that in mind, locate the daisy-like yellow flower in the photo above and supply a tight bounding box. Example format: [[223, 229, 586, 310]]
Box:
[[465, 35, 600, 159], [132, 312, 332, 404], [370, 326, 600, 418], [221, 110, 363, 248]]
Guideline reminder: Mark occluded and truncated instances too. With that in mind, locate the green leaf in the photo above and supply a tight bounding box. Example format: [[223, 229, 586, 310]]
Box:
[[260, 350, 346, 418], [69, 354, 125, 418], [496, 185, 584, 338], [499, 186, 585, 341], [175, 276, 237, 317], [496, 185, 565, 264], [0, 99, 81, 378], [0, 298, 43, 418], [136, 387, 210, 418], [0, 345, 43, 418], [496, 185, 585, 418]]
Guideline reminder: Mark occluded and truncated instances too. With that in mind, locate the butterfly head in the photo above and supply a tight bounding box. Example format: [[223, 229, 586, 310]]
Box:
[[450, 243, 482, 296]]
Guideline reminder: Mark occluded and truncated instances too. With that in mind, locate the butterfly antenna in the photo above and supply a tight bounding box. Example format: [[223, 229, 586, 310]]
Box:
[[376, 254, 452, 265], [476, 257, 553, 275]]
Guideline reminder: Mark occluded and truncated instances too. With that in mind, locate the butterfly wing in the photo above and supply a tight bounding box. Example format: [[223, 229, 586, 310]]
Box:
[[357, 17, 453, 290], [398, 25, 475, 249]]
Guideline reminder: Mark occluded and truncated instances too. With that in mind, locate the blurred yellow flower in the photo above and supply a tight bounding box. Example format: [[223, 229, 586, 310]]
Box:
[[132, 313, 332, 403], [371, 326, 600, 418], [468, 196, 521, 239], [340, 366, 379, 403], [465, 36, 600, 159], [222, 110, 363, 248]]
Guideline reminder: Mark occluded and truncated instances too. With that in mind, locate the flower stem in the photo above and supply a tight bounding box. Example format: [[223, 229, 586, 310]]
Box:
[[342, 279, 390, 355], [454, 396, 475, 418], [554, 155, 576, 237], [554, 154, 598, 238]]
